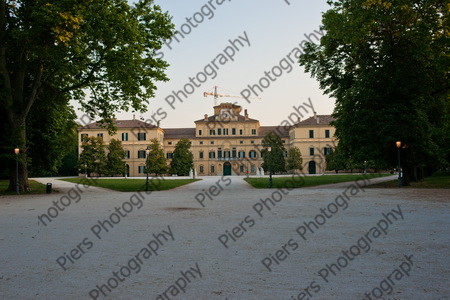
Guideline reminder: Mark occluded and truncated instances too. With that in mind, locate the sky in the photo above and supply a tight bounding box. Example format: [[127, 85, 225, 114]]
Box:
[[72, 0, 335, 128]]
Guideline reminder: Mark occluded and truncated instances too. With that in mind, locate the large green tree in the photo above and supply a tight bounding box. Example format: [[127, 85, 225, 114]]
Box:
[[26, 87, 78, 176], [286, 146, 303, 173], [146, 138, 167, 176], [105, 139, 126, 176], [261, 132, 286, 174], [0, 0, 174, 191], [78, 136, 106, 176], [300, 0, 449, 184], [170, 138, 193, 176]]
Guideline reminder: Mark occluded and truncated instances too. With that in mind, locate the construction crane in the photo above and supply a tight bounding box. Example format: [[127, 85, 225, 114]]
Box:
[[203, 86, 260, 106]]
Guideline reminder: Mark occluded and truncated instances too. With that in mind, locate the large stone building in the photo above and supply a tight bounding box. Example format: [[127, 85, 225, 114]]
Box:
[[78, 103, 336, 176]]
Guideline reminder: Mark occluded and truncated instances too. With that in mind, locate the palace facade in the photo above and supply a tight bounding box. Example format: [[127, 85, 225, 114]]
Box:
[[78, 103, 337, 176]]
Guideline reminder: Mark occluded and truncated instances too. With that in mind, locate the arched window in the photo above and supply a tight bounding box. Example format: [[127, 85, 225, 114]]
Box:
[[199, 165, 204, 173]]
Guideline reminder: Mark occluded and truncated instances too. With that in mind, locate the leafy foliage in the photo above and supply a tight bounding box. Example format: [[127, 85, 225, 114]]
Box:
[[78, 136, 106, 176], [146, 138, 167, 176], [170, 138, 193, 176], [286, 146, 303, 172], [300, 0, 449, 182], [0, 0, 175, 189], [105, 139, 126, 176], [261, 132, 286, 174]]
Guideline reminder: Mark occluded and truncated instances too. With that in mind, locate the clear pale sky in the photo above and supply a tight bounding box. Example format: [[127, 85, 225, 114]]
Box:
[[73, 0, 335, 128]]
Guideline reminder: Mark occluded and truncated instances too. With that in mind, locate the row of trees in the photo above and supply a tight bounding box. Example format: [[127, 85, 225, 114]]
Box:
[[78, 132, 305, 177], [78, 137, 194, 177]]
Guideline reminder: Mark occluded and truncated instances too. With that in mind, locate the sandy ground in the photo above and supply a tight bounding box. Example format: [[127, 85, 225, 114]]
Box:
[[0, 175, 449, 300]]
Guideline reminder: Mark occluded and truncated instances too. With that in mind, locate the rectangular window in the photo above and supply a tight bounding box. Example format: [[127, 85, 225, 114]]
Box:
[[218, 148, 223, 158], [252, 129, 256, 135], [211, 165, 215, 173], [198, 130, 202, 136], [138, 166, 145, 174], [97, 133, 103, 140], [310, 148, 315, 156], [124, 150, 130, 159], [168, 141, 172, 145], [209, 129, 215, 135], [309, 130, 314, 138], [138, 132, 146, 141], [224, 151, 230, 158], [200, 141, 203, 145], [166, 152, 173, 159], [238, 151, 245, 158], [81, 134, 88, 140], [325, 130, 330, 138], [121, 133, 128, 141], [138, 150, 146, 159], [232, 128, 236, 135], [251, 165, 255, 173], [218, 128, 222, 135], [240, 165, 244, 172], [210, 141, 214, 145], [324, 147, 331, 155], [232, 148, 237, 158], [250, 140, 254, 144], [240, 140, 243, 144], [223, 128, 229, 135], [199, 165, 204, 173], [209, 151, 215, 158], [239, 129, 243, 135], [199, 151, 204, 159]]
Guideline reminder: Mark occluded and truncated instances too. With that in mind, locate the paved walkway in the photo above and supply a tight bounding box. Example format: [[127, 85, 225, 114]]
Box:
[[0, 175, 448, 299]]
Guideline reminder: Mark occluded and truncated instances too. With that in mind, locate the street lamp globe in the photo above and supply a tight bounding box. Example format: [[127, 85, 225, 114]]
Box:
[[396, 141, 401, 148], [14, 147, 19, 155]]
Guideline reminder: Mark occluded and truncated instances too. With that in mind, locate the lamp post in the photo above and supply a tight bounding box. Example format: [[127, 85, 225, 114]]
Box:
[[396, 141, 402, 187], [267, 147, 272, 188], [84, 164, 88, 178], [14, 147, 19, 194], [145, 147, 150, 192]]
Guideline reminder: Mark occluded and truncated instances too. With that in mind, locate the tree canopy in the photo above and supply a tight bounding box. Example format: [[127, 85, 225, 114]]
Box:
[[146, 138, 167, 176], [286, 146, 303, 172], [170, 138, 193, 176], [261, 132, 286, 174], [105, 139, 126, 176], [78, 136, 106, 176], [300, 0, 449, 182], [0, 0, 175, 190]]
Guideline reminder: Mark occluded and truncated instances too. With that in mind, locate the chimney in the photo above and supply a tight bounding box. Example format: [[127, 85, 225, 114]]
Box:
[[204, 114, 208, 121], [317, 117, 320, 124], [313, 111, 317, 119], [244, 109, 248, 120], [133, 114, 136, 120]]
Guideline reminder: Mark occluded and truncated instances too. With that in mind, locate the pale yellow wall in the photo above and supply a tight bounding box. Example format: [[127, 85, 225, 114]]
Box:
[[289, 126, 337, 174], [77, 114, 337, 177], [77, 127, 162, 177]]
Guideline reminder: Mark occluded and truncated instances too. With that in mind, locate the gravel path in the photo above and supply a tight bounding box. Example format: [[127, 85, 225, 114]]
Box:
[[0, 175, 448, 299]]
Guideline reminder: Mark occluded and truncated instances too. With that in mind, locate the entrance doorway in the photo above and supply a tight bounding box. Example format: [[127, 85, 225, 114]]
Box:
[[223, 162, 232, 176], [308, 161, 316, 174]]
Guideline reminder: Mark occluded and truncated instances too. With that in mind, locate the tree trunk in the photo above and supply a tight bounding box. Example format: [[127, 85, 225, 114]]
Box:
[[7, 115, 29, 192]]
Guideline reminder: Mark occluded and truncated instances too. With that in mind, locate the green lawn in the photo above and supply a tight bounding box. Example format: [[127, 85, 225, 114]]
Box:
[[0, 179, 49, 195], [60, 178, 200, 192], [367, 171, 450, 189], [244, 173, 390, 189]]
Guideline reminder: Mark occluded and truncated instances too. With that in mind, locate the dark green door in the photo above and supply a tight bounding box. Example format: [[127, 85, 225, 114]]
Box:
[[223, 162, 232, 176], [308, 161, 316, 174]]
